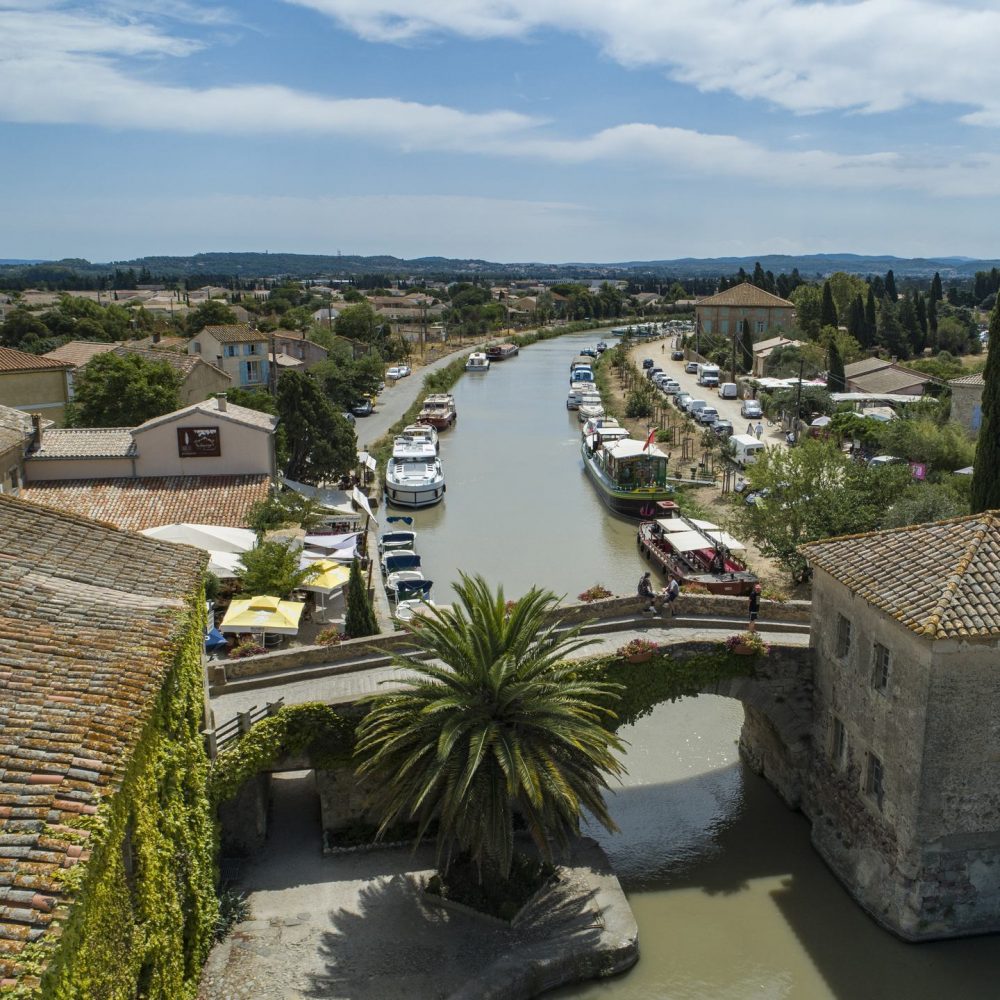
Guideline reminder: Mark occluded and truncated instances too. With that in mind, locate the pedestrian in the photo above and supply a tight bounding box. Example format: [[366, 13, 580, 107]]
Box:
[[638, 571, 656, 614], [664, 576, 680, 616], [747, 422, 754, 435], [748, 583, 762, 630], [755, 422, 764, 440]]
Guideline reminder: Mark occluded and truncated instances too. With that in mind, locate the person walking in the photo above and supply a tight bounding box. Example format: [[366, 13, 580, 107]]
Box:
[[755, 422, 764, 440], [663, 576, 680, 617], [748, 583, 762, 630], [638, 571, 656, 614], [747, 422, 754, 435]]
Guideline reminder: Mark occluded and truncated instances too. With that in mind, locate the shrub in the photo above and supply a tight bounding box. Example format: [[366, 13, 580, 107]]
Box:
[[229, 639, 266, 659], [617, 637, 659, 658], [214, 889, 250, 942], [578, 584, 613, 602], [316, 627, 345, 645], [723, 631, 771, 654]]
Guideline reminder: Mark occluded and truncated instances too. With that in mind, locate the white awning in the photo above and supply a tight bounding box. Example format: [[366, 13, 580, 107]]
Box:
[[283, 478, 357, 516], [352, 486, 374, 519], [358, 451, 378, 472]]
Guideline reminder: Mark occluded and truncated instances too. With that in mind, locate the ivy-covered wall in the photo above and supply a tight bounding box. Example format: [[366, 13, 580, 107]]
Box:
[[21, 597, 218, 1000]]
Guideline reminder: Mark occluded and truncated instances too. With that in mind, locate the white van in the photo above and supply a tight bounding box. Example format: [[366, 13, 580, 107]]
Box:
[[731, 434, 765, 466], [696, 363, 721, 386], [718, 382, 738, 400]]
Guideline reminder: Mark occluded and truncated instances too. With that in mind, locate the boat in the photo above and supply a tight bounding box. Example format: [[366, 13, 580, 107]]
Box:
[[379, 529, 416, 553], [417, 394, 457, 429], [381, 550, 421, 576], [386, 569, 432, 602], [581, 417, 630, 446], [581, 435, 675, 517], [385, 438, 446, 508], [401, 423, 438, 453], [577, 402, 605, 423], [465, 352, 491, 372], [395, 598, 439, 623], [485, 342, 519, 361], [637, 501, 758, 595], [567, 383, 598, 409]]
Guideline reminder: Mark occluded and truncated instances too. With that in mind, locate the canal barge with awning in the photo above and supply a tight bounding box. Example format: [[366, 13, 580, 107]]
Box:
[[581, 435, 674, 517], [637, 502, 757, 595]]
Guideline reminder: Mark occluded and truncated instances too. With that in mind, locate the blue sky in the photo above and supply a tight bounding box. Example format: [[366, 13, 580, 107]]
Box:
[[2, 0, 999, 263]]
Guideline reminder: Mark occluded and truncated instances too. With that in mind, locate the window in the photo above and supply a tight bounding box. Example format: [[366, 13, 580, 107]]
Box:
[[225, 344, 237, 357], [703, 320, 713, 334], [244, 360, 264, 385], [720, 319, 729, 335], [831, 717, 847, 768], [835, 614, 852, 659], [756, 320, 765, 333], [865, 752, 885, 808], [872, 642, 891, 693]]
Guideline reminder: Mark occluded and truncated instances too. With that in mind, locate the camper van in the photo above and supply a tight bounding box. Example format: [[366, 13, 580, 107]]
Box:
[[730, 434, 765, 466], [696, 363, 721, 386]]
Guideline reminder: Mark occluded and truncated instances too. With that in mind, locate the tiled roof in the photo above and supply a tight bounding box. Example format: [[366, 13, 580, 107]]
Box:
[[201, 325, 268, 344], [844, 356, 892, 378], [28, 428, 136, 460], [129, 335, 188, 350], [114, 344, 199, 376], [950, 372, 985, 387], [20, 475, 271, 531], [801, 511, 1000, 640], [0, 347, 71, 374], [753, 335, 800, 354], [850, 368, 929, 394], [42, 341, 118, 369], [133, 397, 277, 434], [0, 494, 205, 987], [0, 404, 38, 455], [696, 283, 794, 309]]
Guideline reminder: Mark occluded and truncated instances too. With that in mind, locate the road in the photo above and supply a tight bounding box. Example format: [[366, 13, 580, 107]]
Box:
[[627, 336, 790, 450]]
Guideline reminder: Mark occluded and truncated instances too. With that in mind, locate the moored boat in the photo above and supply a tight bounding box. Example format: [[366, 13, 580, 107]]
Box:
[[485, 342, 519, 361], [581, 435, 675, 517], [379, 529, 416, 553], [465, 352, 491, 372], [417, 394, 457, 429], [637, 501, 757, 595], [401, 423, 438, 453], [385, 437, 446, 508]]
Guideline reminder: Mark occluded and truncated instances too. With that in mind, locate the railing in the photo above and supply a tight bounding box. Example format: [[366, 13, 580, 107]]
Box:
[[205, 697, 285, 759]]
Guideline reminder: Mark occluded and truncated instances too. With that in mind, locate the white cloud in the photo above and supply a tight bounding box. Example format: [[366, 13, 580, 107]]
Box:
[[289, 0, 1000, 124]]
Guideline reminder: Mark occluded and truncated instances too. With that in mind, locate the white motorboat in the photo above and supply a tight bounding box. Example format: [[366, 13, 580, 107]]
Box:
[[465, 352, 490, 372], [385, 437, 445, 508], [418, 394, 457, 429], [578, 402, 606, 422], [386, 569, 432, 602], [401, 423, 439, 453], [379, 529, 417, 553], [567, 383, 600, 409]]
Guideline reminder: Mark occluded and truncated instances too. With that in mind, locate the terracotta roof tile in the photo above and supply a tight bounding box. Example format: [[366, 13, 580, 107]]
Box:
[[41, 342, 117, 369], [800, 511, 1000, 640], [0, 348, 71, 374], [134, 398, 277, 433], [850, 368, 929, 394], [0, 494, 205, 985], [844, 357, 893, 378], [696, 283, 795, 309], [20, 475, 270, 531], [28, 428, 136, 460], [201, 325, 268, 344], [950, 372, 985, 387]]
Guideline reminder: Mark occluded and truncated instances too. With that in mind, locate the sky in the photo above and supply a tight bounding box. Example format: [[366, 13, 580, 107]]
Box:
[[2, 0, 1000, 263]]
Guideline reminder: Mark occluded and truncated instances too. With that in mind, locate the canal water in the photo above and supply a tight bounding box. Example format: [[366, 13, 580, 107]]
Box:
[[382, 333, 1000, 999]]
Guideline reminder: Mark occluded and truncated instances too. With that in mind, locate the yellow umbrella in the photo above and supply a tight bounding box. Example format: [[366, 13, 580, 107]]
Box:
[[220, 595, 305, 635], [299, 560, 351, 595]]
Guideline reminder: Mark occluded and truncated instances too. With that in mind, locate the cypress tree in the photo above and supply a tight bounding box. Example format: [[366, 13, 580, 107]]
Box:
[[846, 294, 865, 341], [971, 301, 1000, 513], [739, 318, 754, 372], [885, 269, 898, 302], [821, 281, 838, 329], [345, 558, 378, 638], [930, 271, 943, 304], [928, 295, 938, 340], [827, 340, 846, 392], [915, 292, 928, 337], [898, 295, 921, 357], [864, 287, 878, 347]]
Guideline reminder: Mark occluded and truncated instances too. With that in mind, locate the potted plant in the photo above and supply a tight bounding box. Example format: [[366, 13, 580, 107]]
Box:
[[724, 631, 771, 656], [316, 627, 344, 646], [617, 637, 659, 664], [578, 584, 613, 603], [229, 638, 266, 659]]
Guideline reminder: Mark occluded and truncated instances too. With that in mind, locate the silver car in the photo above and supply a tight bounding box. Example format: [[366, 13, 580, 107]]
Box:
[[741, 399, 763, 419]]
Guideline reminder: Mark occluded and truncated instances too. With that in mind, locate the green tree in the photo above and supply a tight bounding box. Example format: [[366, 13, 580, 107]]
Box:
[[884, 269, 898, 302], [235, 540, 320, 599], [355, 574, 624, 882], [186, 299, 236, 334], [0, 307, 52, 352], [928, 295, 939, 342], [334, 303, 378, 342], [344, 558, 378, 638], [69, 351, 181, 426], [930, 271, 943, 304], [827, 340, 846, 392], [790, 284, 823, 338], [970, 302, 1000, 512], [738, 318, 754, 373], [247, 491, 325, 535], [277, 371, 356, 483], [820, 281, 838, 329], [863, 287, 878, 348], [884, 483, 966, 528]]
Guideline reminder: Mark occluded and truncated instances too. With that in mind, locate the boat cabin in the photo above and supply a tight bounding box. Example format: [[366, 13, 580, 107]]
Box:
[[600, 439, 669, 488]]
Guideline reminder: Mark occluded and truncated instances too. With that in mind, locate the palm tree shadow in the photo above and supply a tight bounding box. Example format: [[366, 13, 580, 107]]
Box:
[[301, 865, 603, 999]]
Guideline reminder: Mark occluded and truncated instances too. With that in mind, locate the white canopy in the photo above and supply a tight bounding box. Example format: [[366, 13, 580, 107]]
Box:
[[357, 450, 378, 473], [142, 523, 255, 553], [304, 532, 359, 552], [283, 478, 356, 517], [659, 524, 745, 553], [606, 438, 669, 460]]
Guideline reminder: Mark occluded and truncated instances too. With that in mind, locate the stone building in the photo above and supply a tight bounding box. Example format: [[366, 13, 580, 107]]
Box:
[[695, 282, 795, 338], [949, 372, 984, 437], [801, 513, 1000, 940], [188, 324, 270, 389], [0, 345, 73, 425]]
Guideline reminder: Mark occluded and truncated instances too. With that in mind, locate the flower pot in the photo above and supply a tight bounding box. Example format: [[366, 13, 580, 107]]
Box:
[[731, 645, 755, 656], [625, 652, 653, 664]]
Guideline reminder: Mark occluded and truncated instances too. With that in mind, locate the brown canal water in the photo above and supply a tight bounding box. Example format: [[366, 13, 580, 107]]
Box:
[[381, 333, 1000, 999]]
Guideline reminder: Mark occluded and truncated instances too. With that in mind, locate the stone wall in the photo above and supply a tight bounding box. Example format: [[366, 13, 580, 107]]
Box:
[[217, 773, 271, 856], [949, 381, 983, 437]]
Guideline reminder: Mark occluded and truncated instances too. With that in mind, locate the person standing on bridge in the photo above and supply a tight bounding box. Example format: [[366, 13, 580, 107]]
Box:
[[748, 583, 762, 630], [663, 577, 680, 617]]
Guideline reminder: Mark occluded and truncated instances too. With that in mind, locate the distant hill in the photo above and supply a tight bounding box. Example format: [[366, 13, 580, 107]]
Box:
[[2, 251, 998, 282]]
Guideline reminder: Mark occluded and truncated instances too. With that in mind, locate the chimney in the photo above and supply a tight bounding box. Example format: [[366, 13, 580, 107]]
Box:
[[216, 393, 227, 412], [30, 413, 43, 450]]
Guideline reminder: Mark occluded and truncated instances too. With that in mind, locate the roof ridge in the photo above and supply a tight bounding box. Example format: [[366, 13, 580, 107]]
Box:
[[923, 515, 994, 637]]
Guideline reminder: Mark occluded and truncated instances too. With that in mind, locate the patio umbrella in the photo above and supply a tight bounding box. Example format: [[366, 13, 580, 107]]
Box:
[[298, 560, 351, 596], [204, 628, 228, 652], [219, 596, 305, 635]]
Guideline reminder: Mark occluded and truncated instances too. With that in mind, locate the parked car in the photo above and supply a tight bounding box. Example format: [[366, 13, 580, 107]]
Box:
[[695, 406, 720, 425], [712, 419, 734, 438], [646, 367, 664, 380], [685, 361, 699, 374], [674, 392, 693, 410], [396, 364, 411, 378], [351, 397, 374, 417], [642, 358, 655, 369], [341, 411, 357, 425], [686, 399, 709, 417], [671, 349, 685, 361], [718, 382, 738, 399], [386, 366, 403, 380], [741, 399, 763, 419]]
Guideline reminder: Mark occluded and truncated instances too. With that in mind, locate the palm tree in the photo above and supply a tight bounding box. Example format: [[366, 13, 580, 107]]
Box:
[[355, 574, 624, 883]]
